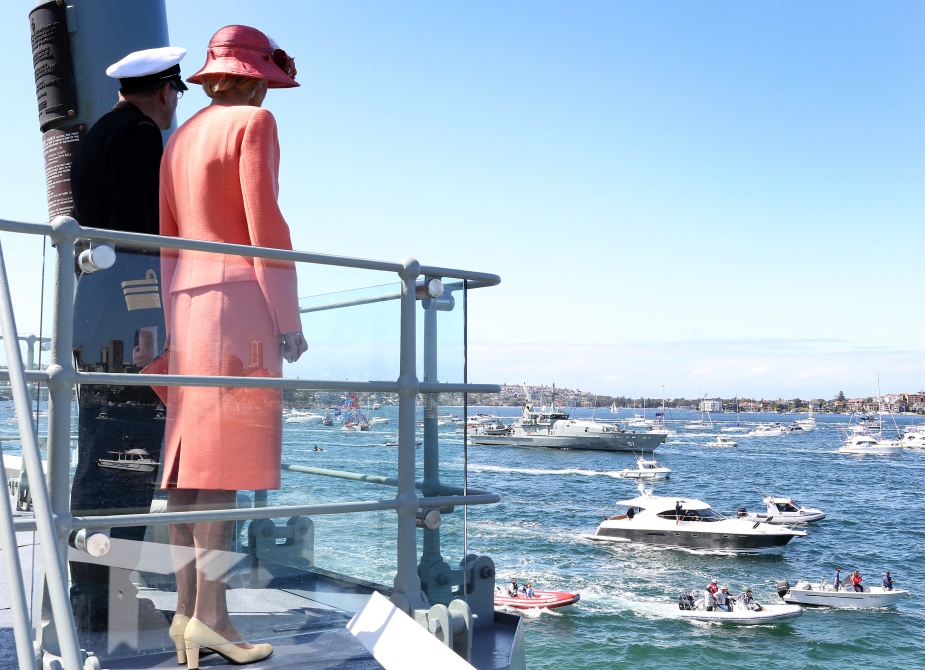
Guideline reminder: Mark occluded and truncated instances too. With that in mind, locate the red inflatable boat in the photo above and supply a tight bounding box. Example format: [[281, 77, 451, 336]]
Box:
[[494, 590, 580, 610]]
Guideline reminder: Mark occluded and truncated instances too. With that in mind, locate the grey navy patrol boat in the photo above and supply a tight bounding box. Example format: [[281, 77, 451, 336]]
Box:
[[470, 385, 666, 452]]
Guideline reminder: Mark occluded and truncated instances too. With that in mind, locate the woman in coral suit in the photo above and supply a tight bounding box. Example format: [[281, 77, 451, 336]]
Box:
[[158, 25, 307, 668]]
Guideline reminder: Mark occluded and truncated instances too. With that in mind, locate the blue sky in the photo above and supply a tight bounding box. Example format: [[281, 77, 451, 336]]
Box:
[[1, 1, 923, 400]]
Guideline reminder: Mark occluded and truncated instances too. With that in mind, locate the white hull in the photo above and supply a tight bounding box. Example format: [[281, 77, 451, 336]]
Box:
[[616, 470, 670, 480], [782, 583, 907, 608], [839, 443, 902, 455], [747, 426, 788, 437], [740, 496, 825, 524], [745, 511, 825, 524], [97, 459, 157, 473], [684, 423, 712, 430], [675, 604, 802, 625], [591, 490, 805, 552]]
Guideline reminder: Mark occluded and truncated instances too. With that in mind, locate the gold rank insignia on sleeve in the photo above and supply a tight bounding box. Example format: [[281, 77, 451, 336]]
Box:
[[122, 269, 162, 311]]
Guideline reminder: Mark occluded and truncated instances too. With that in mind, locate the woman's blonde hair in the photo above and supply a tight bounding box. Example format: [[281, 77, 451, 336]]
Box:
[[200, 74, 264, 100]]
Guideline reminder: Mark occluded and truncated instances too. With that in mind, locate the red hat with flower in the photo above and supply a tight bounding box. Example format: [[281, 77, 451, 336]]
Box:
[[187, 25, 298, 89]]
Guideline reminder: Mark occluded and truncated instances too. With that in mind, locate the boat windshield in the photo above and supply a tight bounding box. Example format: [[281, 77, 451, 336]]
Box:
[[657, 508, 725, 522]]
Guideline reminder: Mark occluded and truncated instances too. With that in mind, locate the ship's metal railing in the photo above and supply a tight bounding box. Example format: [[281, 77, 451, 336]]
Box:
[[0, 215, 502, 669]]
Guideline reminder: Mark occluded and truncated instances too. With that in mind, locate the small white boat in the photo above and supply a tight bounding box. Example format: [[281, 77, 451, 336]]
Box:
[[369, 416, 390, 425], [794, 413, 816, 432], [285, 410, 326, 423], [675, 592, 802, 625], [342, 420, 370, 431], [778, 579, 908, 608], [839, 426, 902, 455], [747, 423, 788, 437], [705, 435, 737, 447], [616, 456, 671, 480], [737, 496, 825, 524], [97, 448, 159, 473], [684, 420, 713, 430]]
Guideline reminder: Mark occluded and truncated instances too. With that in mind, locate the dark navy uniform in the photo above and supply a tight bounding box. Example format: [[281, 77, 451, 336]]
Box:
[[69, 101, 167, 639]]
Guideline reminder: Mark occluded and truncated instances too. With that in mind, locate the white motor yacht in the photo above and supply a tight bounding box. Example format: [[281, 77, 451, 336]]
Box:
[[589, 485, 806, 552], [778, 579, 907, 608], [616, 456, 671, 480], [839, 426, 902, 455], [285, 410, 326, 423], [705, 435, 737, 447], [746, 423, 788, 437], [737, 496, 825, 524], [794, 415, 816, 432]]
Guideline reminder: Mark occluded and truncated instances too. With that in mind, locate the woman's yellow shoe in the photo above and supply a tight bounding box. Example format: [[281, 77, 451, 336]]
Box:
[[184, 617, 273, 669]]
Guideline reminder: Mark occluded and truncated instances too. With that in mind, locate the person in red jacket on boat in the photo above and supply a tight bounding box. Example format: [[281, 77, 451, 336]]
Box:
[[851, 570, 864, 592]]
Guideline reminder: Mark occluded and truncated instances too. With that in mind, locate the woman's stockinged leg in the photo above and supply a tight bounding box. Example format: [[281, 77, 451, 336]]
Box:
[[167, 488, 198, 618], [187, 489, 253, 645]]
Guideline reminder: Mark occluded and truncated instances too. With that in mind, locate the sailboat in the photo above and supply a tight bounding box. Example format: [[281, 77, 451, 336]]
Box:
[[626, 397, 649, 428], [684, 394, 713, 430], [722, 396, 748, 432], [839, 376, 902, 454]]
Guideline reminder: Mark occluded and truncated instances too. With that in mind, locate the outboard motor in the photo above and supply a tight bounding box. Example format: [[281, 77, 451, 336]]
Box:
[[678, 593, 695, 610], [776, 580, 790, 599], [736, 507, 748, 517]]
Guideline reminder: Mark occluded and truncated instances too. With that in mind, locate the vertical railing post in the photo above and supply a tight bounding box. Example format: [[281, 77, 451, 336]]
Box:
[[391, 259, 427, 612], [0, 216, 84, 669]]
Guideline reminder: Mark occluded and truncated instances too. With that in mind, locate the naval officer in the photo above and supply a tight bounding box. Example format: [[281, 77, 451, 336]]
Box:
[[69, 46, 186, 644]]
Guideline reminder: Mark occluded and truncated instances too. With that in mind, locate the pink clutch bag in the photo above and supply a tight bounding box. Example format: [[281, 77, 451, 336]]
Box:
[[140, 352, 169, 404]]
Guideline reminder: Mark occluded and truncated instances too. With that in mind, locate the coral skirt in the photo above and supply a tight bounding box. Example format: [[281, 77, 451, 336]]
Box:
[[161, 281, 283, 491]]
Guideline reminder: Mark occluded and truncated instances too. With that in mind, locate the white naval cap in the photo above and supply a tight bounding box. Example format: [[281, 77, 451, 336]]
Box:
[[106, 46, 188, 91]]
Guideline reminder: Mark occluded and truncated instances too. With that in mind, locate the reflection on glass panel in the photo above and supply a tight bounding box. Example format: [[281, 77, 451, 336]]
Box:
[[0, 223, 507, 666], [63, 510, 393, 663], [298, 281, 402, 382]]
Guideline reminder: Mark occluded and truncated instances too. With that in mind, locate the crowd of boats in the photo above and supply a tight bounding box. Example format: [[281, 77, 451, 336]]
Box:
[[479, 391, 912, 621], [494, 471, 907, 622], [451, 391, 925, 456]]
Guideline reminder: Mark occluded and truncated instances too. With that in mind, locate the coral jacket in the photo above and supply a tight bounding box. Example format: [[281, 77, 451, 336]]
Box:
[[159, 104, 301, 336]]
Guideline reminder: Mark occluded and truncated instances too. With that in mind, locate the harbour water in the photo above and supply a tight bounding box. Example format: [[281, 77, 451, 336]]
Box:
[[274, 405, 924, 670], [3, 402, 923, 669]]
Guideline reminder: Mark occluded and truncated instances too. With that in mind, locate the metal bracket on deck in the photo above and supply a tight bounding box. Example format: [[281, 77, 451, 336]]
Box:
[[41, 650, 102, 670], [425, 599, 473, 663], [247, 516, 314, 582], [457, 554, 496, 626]]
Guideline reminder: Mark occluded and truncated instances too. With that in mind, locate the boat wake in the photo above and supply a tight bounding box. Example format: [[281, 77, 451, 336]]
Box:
[[495, 604, 565, 619], [470, 463, 628, 478]]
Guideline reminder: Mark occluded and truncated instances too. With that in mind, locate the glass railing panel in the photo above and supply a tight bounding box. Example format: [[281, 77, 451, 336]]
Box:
[[59, 240, 406, 661], [297, 279, 403, 383], [0, 227, 501, 664]]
